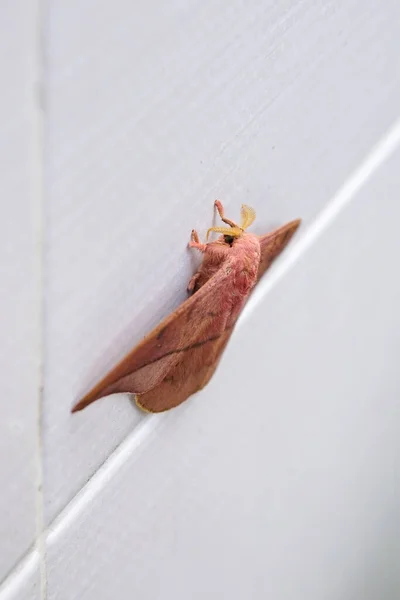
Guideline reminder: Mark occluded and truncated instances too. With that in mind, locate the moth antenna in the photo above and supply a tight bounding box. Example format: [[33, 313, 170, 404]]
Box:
[[240, 204, 256, 230], [206, 226, 243, 240]]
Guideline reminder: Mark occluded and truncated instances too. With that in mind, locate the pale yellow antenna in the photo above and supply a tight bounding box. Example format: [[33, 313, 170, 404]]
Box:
[[240, 204, 256, 230], [207, 202, 256, 240], [206, 225, 243, 239]]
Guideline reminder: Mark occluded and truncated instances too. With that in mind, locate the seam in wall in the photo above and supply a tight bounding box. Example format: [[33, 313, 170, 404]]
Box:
[[34, 0, 48, 598]]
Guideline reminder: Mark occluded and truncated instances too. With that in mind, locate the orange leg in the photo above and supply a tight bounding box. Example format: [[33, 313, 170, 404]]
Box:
[[188, 229, 207, 252], [214, 199, 240, 229], [187, 272, 200, 292]]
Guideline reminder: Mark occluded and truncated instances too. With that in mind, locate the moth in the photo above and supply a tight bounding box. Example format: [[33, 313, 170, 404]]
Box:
[[72, 200, 300, 414]]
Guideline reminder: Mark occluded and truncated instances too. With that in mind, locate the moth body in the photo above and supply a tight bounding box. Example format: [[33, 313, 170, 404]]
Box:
[[190, 233, 260, 300]]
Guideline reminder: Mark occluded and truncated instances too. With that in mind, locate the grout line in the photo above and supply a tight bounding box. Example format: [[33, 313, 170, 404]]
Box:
[[34, 0, 48, 598], [46, 414, 157, 544], [0, 416, 158, 598], [1, 115, 400, 597], [0, 552, 40, 600]]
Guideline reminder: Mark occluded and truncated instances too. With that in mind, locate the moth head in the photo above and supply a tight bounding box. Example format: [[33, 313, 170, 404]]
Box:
[[206, 204, 256, 243]]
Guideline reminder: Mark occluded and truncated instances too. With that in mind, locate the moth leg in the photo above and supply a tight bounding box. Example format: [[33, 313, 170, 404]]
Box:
[[190, 229, 200, 243], [188, 229, 207, 252], [214, 199, 240, 229], [189, 241, 207, 252], [187, 272, 200, 292]]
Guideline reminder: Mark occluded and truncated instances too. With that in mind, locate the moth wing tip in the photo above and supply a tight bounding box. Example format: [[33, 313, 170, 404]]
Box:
[[71, 387, 104, 413], [290, 218, 302, 229], [71, 396, 90, 413], [284, 218, 302, 237]]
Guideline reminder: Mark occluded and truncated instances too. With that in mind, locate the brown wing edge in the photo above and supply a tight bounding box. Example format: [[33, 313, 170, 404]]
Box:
[[257, 219, 301, 282]]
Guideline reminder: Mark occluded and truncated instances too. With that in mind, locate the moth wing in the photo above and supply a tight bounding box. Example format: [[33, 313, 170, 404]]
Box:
[[257, 219, 301, 282], [136, 322, 235, 413], [72, 262, 237, 412]]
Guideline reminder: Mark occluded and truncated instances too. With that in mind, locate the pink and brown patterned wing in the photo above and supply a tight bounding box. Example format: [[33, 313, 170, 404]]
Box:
[[72, 261, 244, 413], [257, 219, 301, 282]]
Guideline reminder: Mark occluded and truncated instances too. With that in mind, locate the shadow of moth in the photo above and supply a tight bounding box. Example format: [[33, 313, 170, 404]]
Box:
[[72, 200, 301, 414]]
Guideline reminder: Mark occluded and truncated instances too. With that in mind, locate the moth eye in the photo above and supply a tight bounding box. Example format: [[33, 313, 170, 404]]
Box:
[[224, 235, 235, 246]]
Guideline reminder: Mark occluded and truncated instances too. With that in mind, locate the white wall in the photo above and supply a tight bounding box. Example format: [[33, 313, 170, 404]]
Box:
[[1, 1, 400, 598], [0, 0, 41, 597]]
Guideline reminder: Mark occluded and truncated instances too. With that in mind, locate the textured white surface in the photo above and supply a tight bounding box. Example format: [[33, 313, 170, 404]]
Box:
[[2, 0, 400, 598], [0, 0, 40, 583]]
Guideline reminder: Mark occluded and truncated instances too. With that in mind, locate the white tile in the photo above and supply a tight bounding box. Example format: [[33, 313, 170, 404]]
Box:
[[0, 0, 39, 581], [44, 0, 400, 523], [46, 145, 400, 597]]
